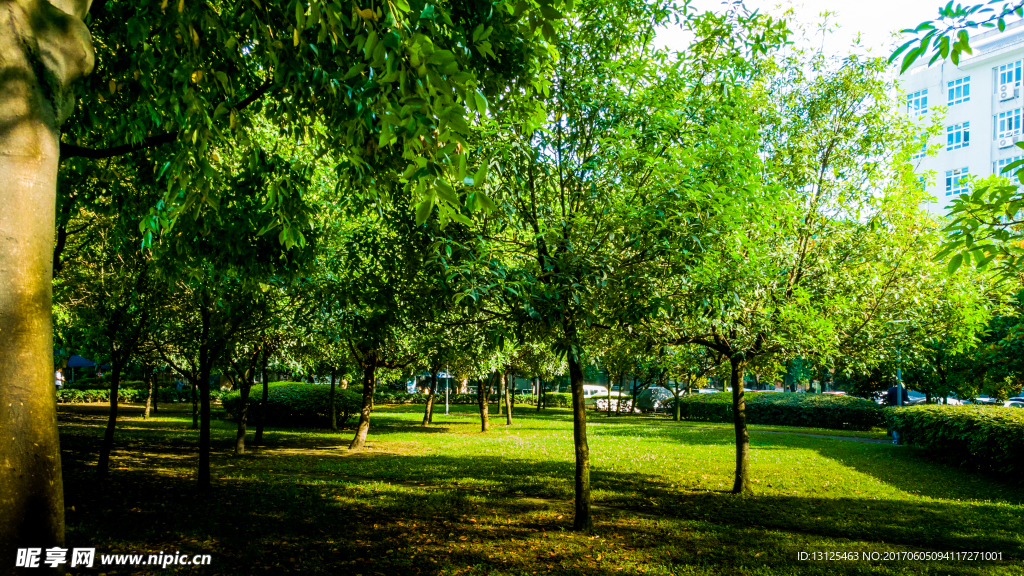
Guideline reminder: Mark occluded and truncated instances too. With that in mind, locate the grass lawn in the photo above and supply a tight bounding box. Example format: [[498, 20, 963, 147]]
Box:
[[57, 402, 1023, 575]]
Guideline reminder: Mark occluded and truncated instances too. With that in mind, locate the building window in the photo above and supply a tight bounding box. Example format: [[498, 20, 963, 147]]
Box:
[[907, 90, 928, 117], [999, 60, 1023, 87], [947, 122, 970, 150], [994, 155, 1023, 177], [948, 77, 970, 105], [997, 108, 1023, 139], [945, 167, 970, 196]]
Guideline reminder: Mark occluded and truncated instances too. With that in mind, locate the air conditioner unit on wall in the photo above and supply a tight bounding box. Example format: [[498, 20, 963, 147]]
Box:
[[999, 137, 1015, 148], [999, 83, 1018, 101]]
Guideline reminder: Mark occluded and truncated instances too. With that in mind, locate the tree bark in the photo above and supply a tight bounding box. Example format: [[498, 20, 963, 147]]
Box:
[[349, 364, 376, 450], [143, 368, 154, 419], [504, 372, 512, 425], [152, 374, 159, 414], [729, 356, 751, 494], [191, 379, 199, 430], [97, 360, 122, 476], [422, 370, 437, 426], [254, 349, 270, 445], [536, 377, 543, 412], [234, 374, 252, 455], [497, 371, 504, 416], [567, 349, 592, 532], [329, 370, 338, 431], [477, 375, 491, 432], [0, 0, 94, 558]]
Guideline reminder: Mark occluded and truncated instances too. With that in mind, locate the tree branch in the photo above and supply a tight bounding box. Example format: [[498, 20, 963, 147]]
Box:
[[59, 79, 274, 160]]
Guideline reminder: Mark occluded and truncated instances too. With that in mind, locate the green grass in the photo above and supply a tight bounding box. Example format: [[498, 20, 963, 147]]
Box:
[[56, 402, 1023, 575]]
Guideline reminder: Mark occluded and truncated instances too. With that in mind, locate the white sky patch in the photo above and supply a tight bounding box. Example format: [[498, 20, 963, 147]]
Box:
[[655, 0, 1013, 60]]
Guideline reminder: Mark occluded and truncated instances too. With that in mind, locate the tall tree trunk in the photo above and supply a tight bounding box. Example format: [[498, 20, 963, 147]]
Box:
[[143, 367, 154, 419], [329, 370, 338, 431], [422, 370, 437, 426], [567, 347, 592, 532], [497, 371, 504, 416], [349, 364, 377, 450], [198, 348, 212, 491], [504, 372, 512, 425], [0, 0, 93, 559], [191, 379, 198, 430], [97, 359, 122, 476], [478, 375, 492, 432], [152, 374, 159, 413], [729, 355, 751, 494], [536, 377, 543, 412], [254, 349, 270, 445], [234, 373, 252, 455]]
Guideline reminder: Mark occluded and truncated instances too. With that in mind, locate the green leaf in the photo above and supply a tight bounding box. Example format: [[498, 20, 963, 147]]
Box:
[[415, 199, 433, 225], [436, 180, 458, 204], [947, 253, 963, 275]]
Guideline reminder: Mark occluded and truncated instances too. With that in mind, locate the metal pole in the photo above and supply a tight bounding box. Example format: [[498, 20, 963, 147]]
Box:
[[897, 348, 903, 407]]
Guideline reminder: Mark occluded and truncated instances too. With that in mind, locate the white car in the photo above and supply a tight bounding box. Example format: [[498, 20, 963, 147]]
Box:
[[1004, 400, 1024, 409]]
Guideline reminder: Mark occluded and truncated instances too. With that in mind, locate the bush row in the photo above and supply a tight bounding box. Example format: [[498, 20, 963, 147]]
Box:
[[374, 391, 534, 405], [56, 388, 226, 404], [222, 382, 363, 427], [887, 405, 1024, 477], [664, 392, 885, 431]]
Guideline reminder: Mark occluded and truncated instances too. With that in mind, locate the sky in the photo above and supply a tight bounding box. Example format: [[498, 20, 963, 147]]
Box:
[[655, 0, 970, 60]]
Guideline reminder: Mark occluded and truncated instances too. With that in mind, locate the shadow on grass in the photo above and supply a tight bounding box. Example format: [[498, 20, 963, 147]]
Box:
[[56, 405, 1023, 575]]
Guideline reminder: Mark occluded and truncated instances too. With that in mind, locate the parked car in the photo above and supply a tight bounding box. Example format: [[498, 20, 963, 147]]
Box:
[[582, 385, 610, 407], [1004, 401, 1024, 409]]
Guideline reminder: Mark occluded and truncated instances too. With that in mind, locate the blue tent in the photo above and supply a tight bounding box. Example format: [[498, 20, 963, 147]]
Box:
[[66, 355, 96, 368]]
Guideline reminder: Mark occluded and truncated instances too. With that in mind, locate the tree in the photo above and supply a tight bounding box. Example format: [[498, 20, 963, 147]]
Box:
[[653, 43, 940, 494], [455, 0, 790, 529], [0, 0, 94, 556]]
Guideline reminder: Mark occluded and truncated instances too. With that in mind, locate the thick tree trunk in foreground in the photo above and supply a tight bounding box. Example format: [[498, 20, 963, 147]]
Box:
[[97, 362, 122, 476], [422, 370, 437, 426], [329, 370, 338, 431], [567, 350, 592, 532], [254, 351, 270, 445], [349, 365, 376, 450], [477, 375, 491, 432], [0, 0, 94, 559], [504, 372, 512, 425], [729, 356, 751, 494]]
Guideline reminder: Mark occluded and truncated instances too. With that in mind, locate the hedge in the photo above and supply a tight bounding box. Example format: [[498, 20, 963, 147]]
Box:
[[664, 392, 885, 431], [886, 405, 1024, 476], [56, 388, 226, 404], [372, 391, 534, 405], [222, 382, 362, 428]]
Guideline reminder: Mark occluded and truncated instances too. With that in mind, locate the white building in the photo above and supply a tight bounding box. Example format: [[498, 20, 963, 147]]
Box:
[[903, 19, 1024, 216]]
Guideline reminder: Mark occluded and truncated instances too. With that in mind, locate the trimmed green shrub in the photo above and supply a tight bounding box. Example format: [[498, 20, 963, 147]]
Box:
[[543, 393, 573, 408], [56, 388, 225, 404], [748, 393, 885, 430], [222, 382, 361, 428], [665, 392, 885, 431], [887, 405, 1024, 476]]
